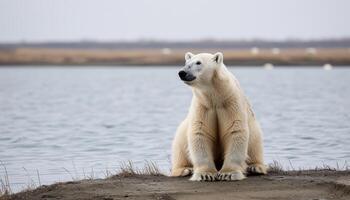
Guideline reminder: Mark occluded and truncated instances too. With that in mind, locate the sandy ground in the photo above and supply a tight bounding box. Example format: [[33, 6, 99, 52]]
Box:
[[1, 48, 350, 66], [2, 170, 350, 200]]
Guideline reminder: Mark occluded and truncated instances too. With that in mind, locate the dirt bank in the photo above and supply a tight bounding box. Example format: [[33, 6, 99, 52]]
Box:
[[2, 170, 350, 200], [1, 48, 350, 66]]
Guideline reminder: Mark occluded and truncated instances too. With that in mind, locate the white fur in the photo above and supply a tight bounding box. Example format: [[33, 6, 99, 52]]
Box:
[[171, 52, 267, 181]]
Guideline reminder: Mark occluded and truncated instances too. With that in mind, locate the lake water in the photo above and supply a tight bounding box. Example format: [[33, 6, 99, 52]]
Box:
[[0, 66, 349, 191]]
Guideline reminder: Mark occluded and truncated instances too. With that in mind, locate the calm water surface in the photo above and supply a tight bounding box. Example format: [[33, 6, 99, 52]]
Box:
[[0, 66, 349, 191]]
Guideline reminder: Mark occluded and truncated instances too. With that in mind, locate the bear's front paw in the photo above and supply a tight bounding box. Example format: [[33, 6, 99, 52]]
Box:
[[217, 170, 246, 181], [182, 168, 193, 176], [170, 167, 193, 177], [189, 171, 216, 182], [247, 164, 267, 175]]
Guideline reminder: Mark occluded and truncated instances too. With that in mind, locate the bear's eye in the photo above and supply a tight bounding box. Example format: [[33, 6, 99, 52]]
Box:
[[196, 61, 201, 65]]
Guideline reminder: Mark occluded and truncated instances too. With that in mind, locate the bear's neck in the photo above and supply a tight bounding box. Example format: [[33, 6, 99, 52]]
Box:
[[193, 66, 239, 108]]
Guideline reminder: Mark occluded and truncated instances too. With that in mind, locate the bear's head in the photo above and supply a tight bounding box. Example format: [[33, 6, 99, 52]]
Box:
[[178, 52, 224, 87]]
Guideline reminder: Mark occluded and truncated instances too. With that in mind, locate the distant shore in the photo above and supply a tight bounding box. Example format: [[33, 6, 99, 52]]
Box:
[[1, 48, 350, 66], [2, 169, 350, 200]]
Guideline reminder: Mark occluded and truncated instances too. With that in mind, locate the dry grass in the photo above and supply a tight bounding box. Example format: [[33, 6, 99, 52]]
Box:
[[117, 160, 163, 177], [0, 48, 349, 66], [0, 164, 42, 199], [268, 160, 285, 174], [0, 160, 163, 198], [0, 162, 11, 198], [60, 160, 163, 181], [268, 160, 350, 175]]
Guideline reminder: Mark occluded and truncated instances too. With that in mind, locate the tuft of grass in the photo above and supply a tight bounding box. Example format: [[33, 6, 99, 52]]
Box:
[[63, 167, 80, 181], [268, 160, 285, 175], [0, 162, 12, 197], [86, 168, 96, 180], [1, 164, 44, 198], [22, 167, 37, 192], [102, 167, 116, 179], [143, 161, 162, 176], [268, 160, 350, 176], [36, 170, 41, 186], [117, 160, 163, 177], [118, 160, 141, 176]]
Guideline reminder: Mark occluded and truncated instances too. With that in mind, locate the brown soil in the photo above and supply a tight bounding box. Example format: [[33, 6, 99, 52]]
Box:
[[1, 48, 350, 66], [2, 170, 350, 200]]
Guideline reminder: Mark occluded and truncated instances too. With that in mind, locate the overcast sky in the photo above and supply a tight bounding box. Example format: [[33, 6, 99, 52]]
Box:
[[0, 0, 349, 42]]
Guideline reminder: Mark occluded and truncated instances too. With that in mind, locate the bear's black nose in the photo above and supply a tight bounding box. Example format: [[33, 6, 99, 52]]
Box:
[[178, 70, 187, 80]]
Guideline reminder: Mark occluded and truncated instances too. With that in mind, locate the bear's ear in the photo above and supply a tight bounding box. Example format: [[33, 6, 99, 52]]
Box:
[[213, 52, 223, 64], [185, 52, 194, 61]]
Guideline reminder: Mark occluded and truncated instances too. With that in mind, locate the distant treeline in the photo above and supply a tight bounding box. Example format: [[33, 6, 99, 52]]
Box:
[[1, 39, 350, 50]]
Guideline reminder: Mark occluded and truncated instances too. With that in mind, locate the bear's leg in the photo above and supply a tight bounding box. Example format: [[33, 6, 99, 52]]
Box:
[[217, 109, 249, 181], [171, 144, 192, 177], [171, 120, 193, 177], [218, 132, 248, 181], [247, 119, 267, 175], [171, 140, 193, 177], [188, 133, 217, 181], [187, 107, 218, 181]]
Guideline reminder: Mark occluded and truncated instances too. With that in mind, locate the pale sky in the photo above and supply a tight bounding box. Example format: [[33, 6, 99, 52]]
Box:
[[0, 0, 350, 42]]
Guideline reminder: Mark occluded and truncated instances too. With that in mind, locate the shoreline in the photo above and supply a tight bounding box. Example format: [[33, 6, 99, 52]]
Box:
[[2, 169, 349, 200], [1, 48, 350, 66]]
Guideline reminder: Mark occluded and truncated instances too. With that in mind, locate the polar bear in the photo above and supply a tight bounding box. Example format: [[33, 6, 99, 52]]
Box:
[[171, 52, 267, 181]]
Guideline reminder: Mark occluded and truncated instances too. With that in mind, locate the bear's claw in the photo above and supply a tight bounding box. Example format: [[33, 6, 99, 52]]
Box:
[[189, 172, 216, 181], [182, 168, 193, 176], [247, 164, 267, 175], [217, 171, 246, 181]]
